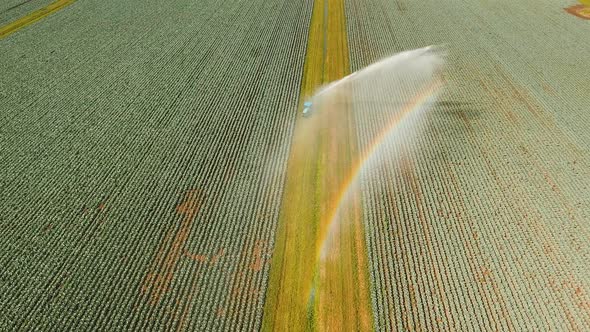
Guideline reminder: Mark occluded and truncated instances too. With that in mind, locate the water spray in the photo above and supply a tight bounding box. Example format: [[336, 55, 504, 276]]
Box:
[[302, 45, 446, 307]]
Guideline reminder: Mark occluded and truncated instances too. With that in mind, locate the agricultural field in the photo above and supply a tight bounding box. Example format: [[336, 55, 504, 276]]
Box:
[[1, 0, 590, 331]]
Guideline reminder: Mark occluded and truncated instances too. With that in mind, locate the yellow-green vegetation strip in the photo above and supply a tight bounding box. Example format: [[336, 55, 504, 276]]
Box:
[[262, 0, 374, 329], [0, 0, 75, 39]]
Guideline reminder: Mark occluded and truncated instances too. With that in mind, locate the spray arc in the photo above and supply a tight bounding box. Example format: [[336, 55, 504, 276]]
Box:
[[301, 45, 446, 304]]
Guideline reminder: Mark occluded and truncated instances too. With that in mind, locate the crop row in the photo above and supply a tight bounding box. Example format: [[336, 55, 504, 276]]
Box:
[[345, 0, 590, 330], [0, 0, 311, 330]]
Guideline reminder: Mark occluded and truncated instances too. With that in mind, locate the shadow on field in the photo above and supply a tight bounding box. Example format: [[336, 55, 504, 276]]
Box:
[[412, 98, 486, 168], [434, 100, 483, 121]]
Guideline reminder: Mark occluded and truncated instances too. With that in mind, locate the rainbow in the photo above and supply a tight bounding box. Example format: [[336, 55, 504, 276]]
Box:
[[316, 80, 444, 260]]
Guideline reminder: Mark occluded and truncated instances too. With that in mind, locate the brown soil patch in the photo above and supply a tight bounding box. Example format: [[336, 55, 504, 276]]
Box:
[[141, 190, 203, 306], [565, 5, 590, 19], [249, 241, 265, 272]]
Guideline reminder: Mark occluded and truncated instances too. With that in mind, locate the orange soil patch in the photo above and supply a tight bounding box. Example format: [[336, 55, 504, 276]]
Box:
[[183, 248, 225, 264], [565, 5, 590, 19], [141, 189, 203, 306], [250, 241, 266, 272], [216, 307, 226, 318], [184, 250, 208, 263]]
